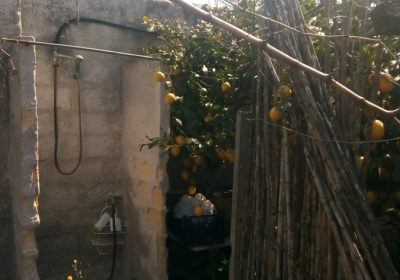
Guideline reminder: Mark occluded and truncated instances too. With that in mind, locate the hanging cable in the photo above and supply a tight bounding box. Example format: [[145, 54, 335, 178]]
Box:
[[54, 17, 158, 45], [53, 64, 83, 175], [76, 0, 80, 25]]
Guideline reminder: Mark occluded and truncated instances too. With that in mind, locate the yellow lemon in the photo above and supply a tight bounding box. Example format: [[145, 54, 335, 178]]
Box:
[[395, 191, 400, 201], [369, 72, 395, 93], [214, 131, 222, 138], [270, 107, 283, 121], [359, 156, 364, 167], [200, 88, 208, 95], [367, 191, 378, 205], [194, 155, 204, 166], [363, 120, 385, 141], [212, 33, 221, 42], [183, 158, 192, 168], [224, 149, 235, 162], [363, 107, 372, 118], [175, 135, 187, 146], [215, 145, 226, 160], [154, 71, 165, 82], [194, 206, 204, 217], [170, 146, 181, 157], [165, 93, 176, 105], [222, 81, 231, 92], [204, 113, 212, 123], [181, 170, 190, 180], [379, 72, 395, 92], [277, 86, 292, 98], [233, 19, 244, 28], [188, 186, 196, 196], [169, 65, 180, 75]]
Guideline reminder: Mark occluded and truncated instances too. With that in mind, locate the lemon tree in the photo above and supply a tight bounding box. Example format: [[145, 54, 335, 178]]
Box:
[[142, 7, 256, 171], [303, 0, 400, 264]]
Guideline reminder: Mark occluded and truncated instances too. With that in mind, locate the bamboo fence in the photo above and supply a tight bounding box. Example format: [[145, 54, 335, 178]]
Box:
[[171, 0, 399, 279]]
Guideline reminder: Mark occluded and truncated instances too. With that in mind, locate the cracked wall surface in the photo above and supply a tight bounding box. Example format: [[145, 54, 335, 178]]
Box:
[[2, 0, 184, 279], [9, 38, 40, 280], [0, 1, 21, 278], [121, 59, 169, 280], [0, 56, 16, 280]]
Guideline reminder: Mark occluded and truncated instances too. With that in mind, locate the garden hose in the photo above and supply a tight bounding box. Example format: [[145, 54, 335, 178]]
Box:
[[54, 17, 157, 45]]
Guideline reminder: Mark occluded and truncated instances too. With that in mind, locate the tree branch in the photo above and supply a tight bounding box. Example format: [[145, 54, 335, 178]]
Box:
[[170, 0, 400, 126]]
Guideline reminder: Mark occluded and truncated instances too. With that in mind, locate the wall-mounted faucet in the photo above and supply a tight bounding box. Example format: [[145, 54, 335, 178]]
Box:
[[53, 51, 84, 79]]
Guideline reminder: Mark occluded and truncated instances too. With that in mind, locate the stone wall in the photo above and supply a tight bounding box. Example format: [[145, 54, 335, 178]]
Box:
[[3, 0, 182, 279]]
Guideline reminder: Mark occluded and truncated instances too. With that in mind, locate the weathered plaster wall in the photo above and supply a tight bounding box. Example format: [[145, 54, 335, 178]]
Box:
[[12, 0, 181, 279], [8, 39, 40, 280], [0, 0, 21, 37], [121, 59, 170, 280], [0, 1, 21, 278], [0, 62, 16, 280]]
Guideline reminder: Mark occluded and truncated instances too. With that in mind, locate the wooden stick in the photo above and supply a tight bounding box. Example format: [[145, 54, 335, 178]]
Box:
[[169, 0, 400, 124]]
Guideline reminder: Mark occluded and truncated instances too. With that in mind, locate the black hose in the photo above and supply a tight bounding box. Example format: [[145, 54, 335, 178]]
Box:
[[109, 200, 117, 280], [53, 17, 157, 175], [53, 64, 83, 175], [54, 17, 157, 44]]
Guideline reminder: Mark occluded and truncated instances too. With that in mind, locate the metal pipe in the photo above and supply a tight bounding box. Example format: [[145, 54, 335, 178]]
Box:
[[2, 37, 161, 61]]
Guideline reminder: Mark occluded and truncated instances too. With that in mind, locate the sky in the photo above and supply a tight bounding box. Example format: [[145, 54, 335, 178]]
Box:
[[189, 0, 220, 5]]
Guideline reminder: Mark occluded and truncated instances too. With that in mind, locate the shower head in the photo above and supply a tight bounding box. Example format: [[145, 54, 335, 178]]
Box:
[[73, 55, 84, 80], [73, 55, 84, 63], [53, 52, 84, 65]]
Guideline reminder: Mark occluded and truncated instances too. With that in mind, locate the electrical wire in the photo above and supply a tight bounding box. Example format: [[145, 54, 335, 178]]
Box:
[[247, 117, 400, 144], [53, 64, 83, 175]]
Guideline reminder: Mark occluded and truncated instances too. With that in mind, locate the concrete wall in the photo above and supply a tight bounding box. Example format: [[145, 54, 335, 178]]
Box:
[[9, 0, 181, 279], [9, 38, 40, 280], [0, 59, 16, 280], [121, 59, 169, 280], [0, 1, 21, 277], [0, 0, 21, 37]]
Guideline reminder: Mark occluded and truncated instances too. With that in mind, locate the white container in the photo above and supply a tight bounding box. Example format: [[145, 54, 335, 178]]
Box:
[[93, 212, 111, 233], [110, 215, 122, 232]]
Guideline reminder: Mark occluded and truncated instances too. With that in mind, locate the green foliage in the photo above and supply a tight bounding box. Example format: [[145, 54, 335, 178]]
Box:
[[303, 1, 400, 178], [69, 259, 91, 279], [142, 7, 257, 171], [168, 244, 231, 280]]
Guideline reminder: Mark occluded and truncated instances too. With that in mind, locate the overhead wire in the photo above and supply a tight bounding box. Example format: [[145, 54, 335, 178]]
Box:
[[247, 117, 400, 144], [220, 0, 400, 65]]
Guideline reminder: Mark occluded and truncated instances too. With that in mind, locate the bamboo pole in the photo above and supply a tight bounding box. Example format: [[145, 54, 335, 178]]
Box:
[[276, 153, 285, 280], [169, 0, 400, 125], [354, 0, 368, 178], [283, 122, 294, 280], [168, 1, 399, 279], [265, 54, 356, 279]]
